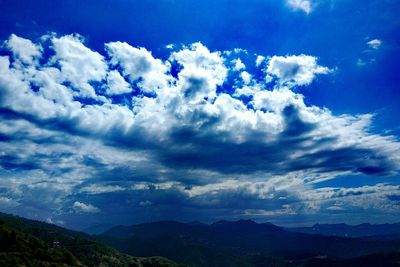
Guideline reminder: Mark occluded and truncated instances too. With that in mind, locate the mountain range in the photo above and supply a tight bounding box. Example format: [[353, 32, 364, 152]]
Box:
[[97, 219, 400, 267], [1, 212, 400, 267], [287, 223, 400, 239]]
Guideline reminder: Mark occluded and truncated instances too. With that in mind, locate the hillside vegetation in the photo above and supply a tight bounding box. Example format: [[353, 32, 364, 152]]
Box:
[[0, 212, 184, 267]]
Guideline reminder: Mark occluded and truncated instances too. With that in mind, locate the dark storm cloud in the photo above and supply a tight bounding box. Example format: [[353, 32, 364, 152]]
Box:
[[155, 105, 396, 176]]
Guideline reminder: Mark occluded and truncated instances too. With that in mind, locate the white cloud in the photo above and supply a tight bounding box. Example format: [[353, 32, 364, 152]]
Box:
[[255, 55, 265, 67], [0, 196, 19, 209], [232, 58, 246, 71], [80, 184, 126, 194], [1, 34, 400, 224], [171, 42, 227, 102], [1, 35, 398, 178], [105, 41, 171, 93], [367, 39, 382, 50], [5, 34, 42, 65], [299, 183, 400, 213], [106, 70, 132, 95], [240, 71, 252, 84], [326, 205, 344, 211], [73, 201, 100, 213], [51, 34, 108, 99], [252, 87, 304, 113], [266, 55, 330, 86], [286, 0, 312, 14]]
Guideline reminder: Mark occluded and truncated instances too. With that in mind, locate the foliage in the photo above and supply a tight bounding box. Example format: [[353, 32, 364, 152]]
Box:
[[0, 212, 184, 267]]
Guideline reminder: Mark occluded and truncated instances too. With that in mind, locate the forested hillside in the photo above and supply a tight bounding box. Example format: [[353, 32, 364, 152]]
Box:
[[0, 212, 183, 267]]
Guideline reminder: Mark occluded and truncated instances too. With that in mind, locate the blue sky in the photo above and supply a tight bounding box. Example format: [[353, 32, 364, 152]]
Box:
[[0, 0, 399, 229]]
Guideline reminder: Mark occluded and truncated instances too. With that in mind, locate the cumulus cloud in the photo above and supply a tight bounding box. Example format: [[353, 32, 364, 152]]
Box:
[[51, 34, 108, 99], [106, 70, 132, 95], [73, 201, 100, 213], [255, 55, 265, 67], [240, 71, 252, 84], [266, 55, 330, 86], [105, 41, 170, 93], [0, 33, 399, 226], [4, 34, 42, 65], [171, 42, 227, 102], [232, 58, 246, 71]]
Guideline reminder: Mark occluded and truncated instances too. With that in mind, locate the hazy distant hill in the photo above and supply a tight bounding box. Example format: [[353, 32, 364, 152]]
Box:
[[98, 220, 400, 267], [0, 212, 184, 267], [288, 223, 400, 238], [82, 224, 115, 235]]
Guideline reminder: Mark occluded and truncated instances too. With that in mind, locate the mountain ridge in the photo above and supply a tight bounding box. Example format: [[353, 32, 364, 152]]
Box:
[[98, 219, 400, 266], [288, 222, 400, 238], [0, 212, 184, 267]]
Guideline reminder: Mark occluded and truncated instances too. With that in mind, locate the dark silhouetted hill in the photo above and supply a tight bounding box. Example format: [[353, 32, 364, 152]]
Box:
[[82, 223, 114, 235], [98, 220, 400, 267], [0, 212, 184, 267]]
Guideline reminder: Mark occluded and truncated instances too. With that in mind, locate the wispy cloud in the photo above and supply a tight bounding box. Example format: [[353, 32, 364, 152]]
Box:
[[367, 39, 382, 50], [286, 0, 312, 14]]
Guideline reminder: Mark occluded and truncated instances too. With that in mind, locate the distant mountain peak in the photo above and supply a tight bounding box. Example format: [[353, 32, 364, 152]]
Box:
[[290, 222, 400, 238], [187, 221, 206, 226], [212, 219, 257, 226]]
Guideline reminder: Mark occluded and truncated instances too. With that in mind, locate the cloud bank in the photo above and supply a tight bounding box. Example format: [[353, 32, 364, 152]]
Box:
[[0, 34, 399, 227]]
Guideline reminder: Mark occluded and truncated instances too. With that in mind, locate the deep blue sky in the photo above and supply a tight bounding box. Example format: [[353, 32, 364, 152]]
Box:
[[0, 0, 399, 229]]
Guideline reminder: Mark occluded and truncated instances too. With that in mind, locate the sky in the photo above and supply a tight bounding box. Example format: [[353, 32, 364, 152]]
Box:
[[0, 0, 399, 230]]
